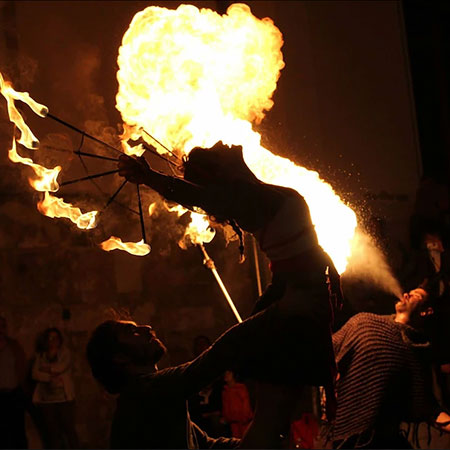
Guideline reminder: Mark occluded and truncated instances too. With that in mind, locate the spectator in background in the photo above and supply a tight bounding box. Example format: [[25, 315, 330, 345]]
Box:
[[420, 231, 450, 409], [402, 230, 450, 408], [410, 175, 449, 250], [32, 327, 79, 449], [221, 370, 253, 439], [0, 315, 27, 449], [189, 335, 228, 438]]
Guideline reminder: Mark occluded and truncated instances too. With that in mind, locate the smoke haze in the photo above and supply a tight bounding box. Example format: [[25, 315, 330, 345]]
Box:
[[344, 228, 403, 300]]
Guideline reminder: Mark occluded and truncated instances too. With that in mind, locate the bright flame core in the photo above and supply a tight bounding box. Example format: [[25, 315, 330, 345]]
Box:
[[116, 3, 357, 272]]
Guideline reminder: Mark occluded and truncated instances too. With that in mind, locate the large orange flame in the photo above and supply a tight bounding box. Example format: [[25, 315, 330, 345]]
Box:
[[116, 3, 357, 272]]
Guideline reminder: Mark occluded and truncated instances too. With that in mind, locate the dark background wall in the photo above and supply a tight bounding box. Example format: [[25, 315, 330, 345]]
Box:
[[0, 1, 445, 447]]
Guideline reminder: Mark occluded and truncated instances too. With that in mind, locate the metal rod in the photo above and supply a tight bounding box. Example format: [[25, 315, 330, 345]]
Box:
[[42, 145, 118, 162], [46, 113, 122, 155], [42, 145, 138, 215], [104, 179, 128, 209], [136, 184, 147, 243], [141, 128, 181, 160], [60, 169, 119, 187], [141, 143, 179, 167], [251, 235, 263, 297], [198, 244, 242, 323], [74, 151, 118, 162]]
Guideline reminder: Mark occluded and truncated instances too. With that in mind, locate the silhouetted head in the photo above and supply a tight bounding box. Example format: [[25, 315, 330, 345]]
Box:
[[86, 320, 166, 394], [183, 141, 258, 186]]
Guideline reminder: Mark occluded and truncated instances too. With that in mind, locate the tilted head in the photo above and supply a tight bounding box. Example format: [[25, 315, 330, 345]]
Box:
[[86, 320, 166, 394], [183, 141, 258, 186], [395, 287, 434, 328]]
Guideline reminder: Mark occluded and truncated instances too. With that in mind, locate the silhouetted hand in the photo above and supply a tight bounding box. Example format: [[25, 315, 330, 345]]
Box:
[[118, 154, 151, 184]]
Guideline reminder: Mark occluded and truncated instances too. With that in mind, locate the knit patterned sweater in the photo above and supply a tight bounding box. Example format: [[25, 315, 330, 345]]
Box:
[[331, 313, 439, 441]]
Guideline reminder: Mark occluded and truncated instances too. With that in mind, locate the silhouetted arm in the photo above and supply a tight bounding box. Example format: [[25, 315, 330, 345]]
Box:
[[118, 154, 216, 212]]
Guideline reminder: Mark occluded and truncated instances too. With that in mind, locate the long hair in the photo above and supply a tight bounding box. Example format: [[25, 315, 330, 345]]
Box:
[[183, 142, 254, 261]]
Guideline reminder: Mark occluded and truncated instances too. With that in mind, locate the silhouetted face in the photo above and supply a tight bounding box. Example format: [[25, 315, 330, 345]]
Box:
[[116, 321, 166, 366], [184, 148, 223, 185], [395, 288, 429, 315], [183, 142, 255, 186]]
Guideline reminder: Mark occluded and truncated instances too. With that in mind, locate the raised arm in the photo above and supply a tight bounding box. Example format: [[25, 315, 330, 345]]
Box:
[[135, 313, 261, 400], [138, 330, 237, 400], [118, 154, 212, 211]]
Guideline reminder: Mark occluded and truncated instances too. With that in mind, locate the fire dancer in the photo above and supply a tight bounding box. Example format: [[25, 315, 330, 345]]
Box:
[[330, 287, 450, 449], [118, 141, 342, 447], [86, 320, 239, 449]]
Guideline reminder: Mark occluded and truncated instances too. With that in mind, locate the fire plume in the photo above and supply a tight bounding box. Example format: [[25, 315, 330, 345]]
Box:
[[116, 3, 357, 272], [100, 236, 151, 256]]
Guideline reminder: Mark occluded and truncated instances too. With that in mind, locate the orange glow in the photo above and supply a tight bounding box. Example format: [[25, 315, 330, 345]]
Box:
[[8, 138, 61, 192], [116, 3, 357, 272], [148, 202, 157, 216], [0, 72, 102, 232], [164, 204, 215, 248], [1, 73, 61, 192], [100, 236, 151, 256], [38, 192, 98, 230], [120, 123, 146, 156], [0, 72, 48, 149]]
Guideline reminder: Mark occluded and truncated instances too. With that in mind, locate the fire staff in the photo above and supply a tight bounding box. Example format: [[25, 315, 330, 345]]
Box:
[[118, 141, 343, 448]]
